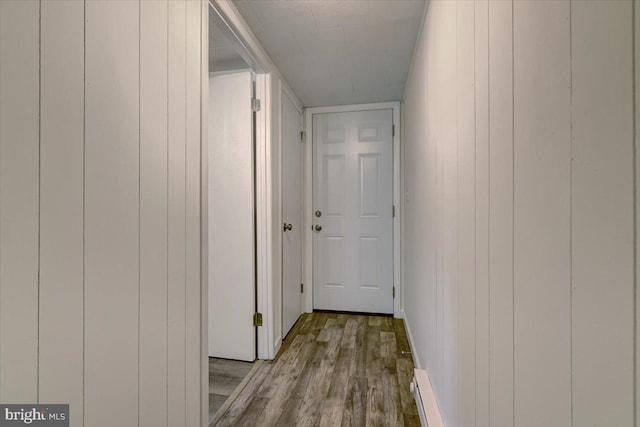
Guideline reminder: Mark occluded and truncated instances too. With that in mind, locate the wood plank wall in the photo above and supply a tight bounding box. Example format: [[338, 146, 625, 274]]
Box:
[[0, 1, 204, 426], [402, 0, 637, 425]]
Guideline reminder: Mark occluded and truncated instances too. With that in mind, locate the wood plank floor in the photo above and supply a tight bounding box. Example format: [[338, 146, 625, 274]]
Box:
[[213, 312, 420, 427], [209, 358, 255, 424]]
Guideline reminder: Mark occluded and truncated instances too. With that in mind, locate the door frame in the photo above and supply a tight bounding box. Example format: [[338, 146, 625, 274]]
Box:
[[303, 102, 402, 318], [280, 86, 304, 339], [203, 0, 274, 365]]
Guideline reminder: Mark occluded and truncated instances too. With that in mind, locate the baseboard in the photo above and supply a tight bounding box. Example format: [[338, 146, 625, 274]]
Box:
[[401, 309, 421, 370], [271, 336, 282, 360], [403, 309, 446, 426], [413, 368, 445, 427]]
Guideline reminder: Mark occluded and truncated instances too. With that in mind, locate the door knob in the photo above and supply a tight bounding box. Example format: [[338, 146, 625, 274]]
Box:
[[314, 224, 322, 232], [283, 223, 293, 231]]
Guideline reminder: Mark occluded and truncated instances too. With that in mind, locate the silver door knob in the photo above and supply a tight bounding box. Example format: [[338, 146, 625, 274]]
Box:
[[283, 223, 292, 231], [314, 224, 322, 232]]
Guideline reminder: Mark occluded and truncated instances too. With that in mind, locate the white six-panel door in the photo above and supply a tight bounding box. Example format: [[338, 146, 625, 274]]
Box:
[[281, 92, 303, 338], [313, 109, 394, 314]]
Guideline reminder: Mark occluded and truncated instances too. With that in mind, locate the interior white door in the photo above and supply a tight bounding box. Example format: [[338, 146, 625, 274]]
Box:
[[281, 92, 303, 338], [208, 71, 255, 361], [313, 109, 394, 314]]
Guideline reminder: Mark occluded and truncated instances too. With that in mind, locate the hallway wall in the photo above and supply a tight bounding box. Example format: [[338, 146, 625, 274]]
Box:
[[0, 1, 204, 426], [402, 1, 637, 426]]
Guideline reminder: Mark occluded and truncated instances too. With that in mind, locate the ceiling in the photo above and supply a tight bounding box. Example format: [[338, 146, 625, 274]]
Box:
[[209, 7, 251, 73], [231, 0, 426, 107]]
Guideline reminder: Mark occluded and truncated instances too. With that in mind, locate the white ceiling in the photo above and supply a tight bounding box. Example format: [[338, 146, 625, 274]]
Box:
[[210, 8, 251, 72], [231, 0, 426, 107]]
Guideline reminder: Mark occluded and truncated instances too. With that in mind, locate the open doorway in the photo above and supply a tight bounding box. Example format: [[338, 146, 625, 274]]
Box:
[[207, 4, 265, 424]]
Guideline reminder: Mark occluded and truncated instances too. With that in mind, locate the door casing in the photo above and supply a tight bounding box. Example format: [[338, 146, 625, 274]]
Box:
[[303, 102, 402, 318], [281, 88, 304, 338]]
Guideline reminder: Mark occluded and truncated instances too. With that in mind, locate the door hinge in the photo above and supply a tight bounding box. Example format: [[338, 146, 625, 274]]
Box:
[[300, 131, 306, 142], [251, 98, 261, 112], [392, 124, 395, 137], [393, 286, 396, 299], [393, 205, 396, 217], [301, 283, 304, 293], [253, 312, 263, 327]]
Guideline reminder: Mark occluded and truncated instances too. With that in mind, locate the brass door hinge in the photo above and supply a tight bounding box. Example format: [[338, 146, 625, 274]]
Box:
[[253, 312, 263, 327]]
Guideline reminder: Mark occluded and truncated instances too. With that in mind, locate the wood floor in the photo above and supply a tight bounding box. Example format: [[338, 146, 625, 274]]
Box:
[[209, 358, 255, 424], [213, 312, 420, 427]]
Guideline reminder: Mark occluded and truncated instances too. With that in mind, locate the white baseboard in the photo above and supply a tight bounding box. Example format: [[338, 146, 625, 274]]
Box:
[[401, 309, 421, 370], [413, 368, 445, 427], [271, 336, 282, 360]]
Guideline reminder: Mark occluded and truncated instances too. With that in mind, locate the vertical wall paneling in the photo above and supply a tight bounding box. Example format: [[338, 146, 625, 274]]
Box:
[[456, 1, 475, 426], [0, 0, 204, 423], [0, 0, 2, 404], [185, 1, 202, 424], [636, 0, 640, 424], [473, 1, 490, 426], [441, 2, 458, 423], [401, 2, 433, 372], [139, 1, 169, 426], [513, 2, 572, 425], [39, 0, 85, 420], [423, 5, 436, 376], [571, 2, 635, 426], [403, 0, 638, 425], [487, 2, 514, 425], [84, 1, 140, 425], [167, 0, 187, 425], [0, 0, 40, 403]]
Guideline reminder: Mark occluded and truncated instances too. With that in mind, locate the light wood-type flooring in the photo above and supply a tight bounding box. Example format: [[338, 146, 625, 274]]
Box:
[[209, 358, 255, 424], [212, 312, 420, 426]]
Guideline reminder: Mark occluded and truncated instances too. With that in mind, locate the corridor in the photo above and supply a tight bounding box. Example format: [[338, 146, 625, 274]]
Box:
[[213, 312, 419, 426]]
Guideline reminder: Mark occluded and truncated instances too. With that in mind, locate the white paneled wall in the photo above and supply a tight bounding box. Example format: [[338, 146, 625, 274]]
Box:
[[0, 0, 40, 403], [402, 0, 637, 425], [0, 1, 204, 426]]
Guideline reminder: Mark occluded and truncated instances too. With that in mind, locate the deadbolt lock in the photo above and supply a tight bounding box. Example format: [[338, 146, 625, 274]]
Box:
[[283, 223, 293, 232], [315, 210, 322, 218]]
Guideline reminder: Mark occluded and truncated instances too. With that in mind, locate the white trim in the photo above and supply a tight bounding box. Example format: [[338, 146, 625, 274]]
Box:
[[208, 68, 253, 78], [303, 109, 313, 313], [303, 102, 402, 317], [275, 80, 285, 356], [392, 105, 401, 318], [210, 0, 276, 74], [255, 73, 271, 360], [282, 82, 303, 115], [413, 369, 446, 427], [401, 309, 421, 369], [205, 0, 277, 363], [200, 2, 209, 425], [206, 0, 303, 364]]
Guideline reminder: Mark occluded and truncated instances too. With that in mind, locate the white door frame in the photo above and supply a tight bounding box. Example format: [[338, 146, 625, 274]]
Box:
[[303, 102, 402, 318], [204, 0, 274, 365], [280, 85, 304, 338]]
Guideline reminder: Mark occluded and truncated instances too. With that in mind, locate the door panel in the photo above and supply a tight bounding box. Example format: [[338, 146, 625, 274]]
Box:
[[208, 71, 255, 361], [281, 92, 303, 338], [313, 109, 393, 314]]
